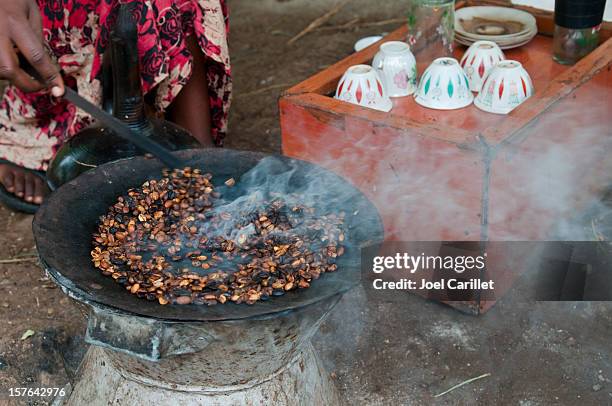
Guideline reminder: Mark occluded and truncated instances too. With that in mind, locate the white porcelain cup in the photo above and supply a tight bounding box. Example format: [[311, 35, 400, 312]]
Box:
[[414, 57, 473, 110], [334, 64, 392, 112], [474, 60, 534, 114], [460, 40, 505, 92], [372, 41, 417, 97]]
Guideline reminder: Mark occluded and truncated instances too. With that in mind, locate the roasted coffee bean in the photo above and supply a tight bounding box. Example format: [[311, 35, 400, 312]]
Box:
[[206, 279, 220, 289], [92, 168, 346, 306], [252, 271, 269, 282], [111, 258, 124, 266], [125, 197, 136, 209]]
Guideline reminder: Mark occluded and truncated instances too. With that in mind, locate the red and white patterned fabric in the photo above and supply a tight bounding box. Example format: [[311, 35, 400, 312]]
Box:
[[0, 0, 231, 170]]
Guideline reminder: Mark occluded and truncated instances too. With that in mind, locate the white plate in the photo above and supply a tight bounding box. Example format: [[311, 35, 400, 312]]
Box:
[[456, 32, 537, 50], [455, 26, 537, 43], [354, 36, 384, 52], [455, 6, 537, 40], [456, 28, 535, 42], [456, 29, 536, 45], [457, 25, 535, 40]]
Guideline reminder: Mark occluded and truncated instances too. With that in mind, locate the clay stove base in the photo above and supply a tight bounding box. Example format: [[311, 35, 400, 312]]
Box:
[[57, 343, 340, 406]]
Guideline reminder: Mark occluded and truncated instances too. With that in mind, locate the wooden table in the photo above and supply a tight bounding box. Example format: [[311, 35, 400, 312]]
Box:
[[279, 3, 612, 313]]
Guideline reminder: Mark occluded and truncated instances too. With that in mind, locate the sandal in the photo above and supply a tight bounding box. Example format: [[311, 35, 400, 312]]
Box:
[[0, 159, 47, 214]]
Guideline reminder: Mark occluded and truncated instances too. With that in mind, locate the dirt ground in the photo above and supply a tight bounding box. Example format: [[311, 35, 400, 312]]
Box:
[[0, 0, 611, 405]]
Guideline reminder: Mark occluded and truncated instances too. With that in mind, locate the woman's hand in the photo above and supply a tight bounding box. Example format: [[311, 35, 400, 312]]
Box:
[[0, 0, 64, 96]]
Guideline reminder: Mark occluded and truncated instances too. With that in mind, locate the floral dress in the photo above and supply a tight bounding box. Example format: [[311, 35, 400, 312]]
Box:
[[0, 0, 231, 171]]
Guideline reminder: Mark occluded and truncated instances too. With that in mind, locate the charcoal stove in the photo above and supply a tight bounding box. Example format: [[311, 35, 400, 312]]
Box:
[[33, 149, 383, 405]]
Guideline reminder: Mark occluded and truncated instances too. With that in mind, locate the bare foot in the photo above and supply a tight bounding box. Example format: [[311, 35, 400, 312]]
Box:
[[167, 36, 214, 147], [0, 164, 47, 204]]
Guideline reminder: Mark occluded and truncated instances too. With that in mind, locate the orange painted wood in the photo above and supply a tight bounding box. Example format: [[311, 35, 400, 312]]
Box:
[[284, 34, 584, 148], [280, 3, 612, 314], [279, 97, 485, 242], [483, 36, 612, 144], [479, 67, 612, 313], [282, 92, 478, 147], [487, 67, 612, 241]]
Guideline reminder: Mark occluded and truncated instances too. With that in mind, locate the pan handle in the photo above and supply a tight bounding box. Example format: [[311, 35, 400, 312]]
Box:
[[84, 306, 216, 362]]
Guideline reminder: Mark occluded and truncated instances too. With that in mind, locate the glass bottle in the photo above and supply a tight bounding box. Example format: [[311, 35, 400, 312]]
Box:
[[406, 0, 455, 65], [552, 0, 606, 65]]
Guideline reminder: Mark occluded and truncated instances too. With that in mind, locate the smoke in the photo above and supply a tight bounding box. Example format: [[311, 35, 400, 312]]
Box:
[[282, 78, 612, 242], [278, 67, 612, 331], [192, 156, 379, 255], [487, 99, 612, 241]]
